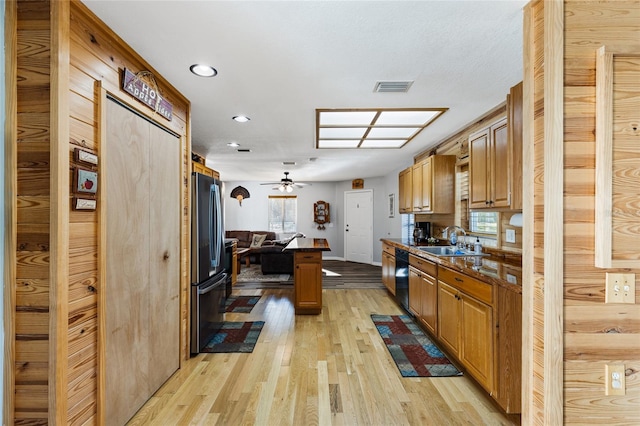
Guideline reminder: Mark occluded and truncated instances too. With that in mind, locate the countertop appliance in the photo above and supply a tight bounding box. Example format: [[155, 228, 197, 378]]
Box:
[[395, 248, 410, 312], [414, 221, 431, 243], [191, 172, 227, 354]]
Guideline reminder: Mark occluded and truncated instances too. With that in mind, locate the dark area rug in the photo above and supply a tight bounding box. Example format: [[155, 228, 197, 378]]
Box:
[[201, 321, 265, 353], [371, 314, 462, 377], [225, 295, 261, 313]]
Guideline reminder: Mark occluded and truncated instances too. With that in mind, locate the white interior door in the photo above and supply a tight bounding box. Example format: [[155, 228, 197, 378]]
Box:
[[344, 190, 373, 263]]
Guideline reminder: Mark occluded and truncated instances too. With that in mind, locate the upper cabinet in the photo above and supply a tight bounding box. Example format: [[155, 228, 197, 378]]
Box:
[[469, 82, 523, 210], [398, 167, 413, 213], [398, 154, 456, 214], [192, 160, 220, 179]]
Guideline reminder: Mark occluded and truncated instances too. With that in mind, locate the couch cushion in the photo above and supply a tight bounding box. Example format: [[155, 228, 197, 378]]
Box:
[[249, 233, 267, 248], [249, 231, 276, 243]]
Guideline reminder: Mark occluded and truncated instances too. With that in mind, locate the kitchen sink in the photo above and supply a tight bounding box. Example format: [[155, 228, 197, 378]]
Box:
[[417, 246, 487, 257]]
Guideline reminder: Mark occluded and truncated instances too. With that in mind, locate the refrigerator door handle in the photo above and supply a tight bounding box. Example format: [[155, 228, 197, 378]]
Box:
[[209, 183, 222, 268]]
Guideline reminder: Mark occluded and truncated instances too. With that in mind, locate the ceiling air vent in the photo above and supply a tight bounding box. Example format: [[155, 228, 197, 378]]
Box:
[[374, 80, 413, 93], [237, 148, 252, 153], [282, 161, 296, 166]]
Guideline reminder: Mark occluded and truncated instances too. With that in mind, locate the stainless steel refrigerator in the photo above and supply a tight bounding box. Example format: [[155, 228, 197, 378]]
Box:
[[191, 172, 226, 354]]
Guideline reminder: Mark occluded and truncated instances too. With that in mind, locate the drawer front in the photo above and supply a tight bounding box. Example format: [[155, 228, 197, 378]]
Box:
[[439, 267, 492, 305], [382, 242, 395, 256], [295, 251, 322, 262], [409, 254, 437, 277]]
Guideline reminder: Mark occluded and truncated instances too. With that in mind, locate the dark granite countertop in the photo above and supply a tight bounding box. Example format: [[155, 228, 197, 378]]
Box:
[[284, 237, 331, 252], [382, 238, 522, 294]]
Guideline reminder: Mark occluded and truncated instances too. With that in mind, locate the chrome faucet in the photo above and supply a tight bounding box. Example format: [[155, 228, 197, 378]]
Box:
[[443, 226, 467, 248]]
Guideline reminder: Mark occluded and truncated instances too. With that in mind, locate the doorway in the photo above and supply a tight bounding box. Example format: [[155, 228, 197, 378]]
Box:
[[344, 190, 373, 263]]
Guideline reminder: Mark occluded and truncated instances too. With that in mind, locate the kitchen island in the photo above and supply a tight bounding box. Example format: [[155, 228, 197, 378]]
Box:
[[284, 238, 331, 314]]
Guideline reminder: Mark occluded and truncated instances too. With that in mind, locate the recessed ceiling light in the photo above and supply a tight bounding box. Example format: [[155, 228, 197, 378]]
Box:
[[227, 142, 240, 148], [189, 64, 217, 77], [232, 115, 250, 123]]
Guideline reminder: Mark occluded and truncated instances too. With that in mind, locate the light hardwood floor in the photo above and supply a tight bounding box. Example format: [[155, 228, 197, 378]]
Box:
[[128, 288, 520, 425]]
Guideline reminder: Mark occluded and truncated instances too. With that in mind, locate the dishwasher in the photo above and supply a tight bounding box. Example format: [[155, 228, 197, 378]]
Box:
[[394, 248, 410, 312]]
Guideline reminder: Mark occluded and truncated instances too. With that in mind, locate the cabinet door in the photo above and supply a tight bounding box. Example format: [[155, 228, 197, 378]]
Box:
[[469, 129, 490, 208], [437, 282, 460, 356], [398, 168, 412, 213], [294, 252, 322, 312], [408, 267, 421, 316], [420, 273, 437, 335], [421, 157, 432, 212], [412, 162, 423, 211], [460, 295, 494, 392], [491, 119, 509, 208], [382, 252, 396, 295]]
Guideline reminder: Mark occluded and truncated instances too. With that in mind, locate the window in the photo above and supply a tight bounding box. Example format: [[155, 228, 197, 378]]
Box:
[[470, 211, 498, 235], [268, 196, 297, 234]]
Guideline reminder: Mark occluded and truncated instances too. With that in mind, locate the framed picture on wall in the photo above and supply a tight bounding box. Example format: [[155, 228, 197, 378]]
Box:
[[74, 168, 98, 194], [389, 193, 395, 218]]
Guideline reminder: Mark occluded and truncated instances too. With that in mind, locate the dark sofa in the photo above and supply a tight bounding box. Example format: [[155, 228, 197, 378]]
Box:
[[225, 230, 293, 274]]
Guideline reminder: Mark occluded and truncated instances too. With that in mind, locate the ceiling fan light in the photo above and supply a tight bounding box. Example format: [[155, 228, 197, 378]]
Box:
[[286, 185, 293, 193], [279, 185, 285, 192]]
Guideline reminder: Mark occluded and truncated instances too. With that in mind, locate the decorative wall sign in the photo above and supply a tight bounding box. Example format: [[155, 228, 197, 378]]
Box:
[[74, 168, 98, 194], [73, 198, 97, 211], [74, 147, 98, 166], [389, 193, 395, 218], [122, 68, 173, 121], [352, 178, 364, 189]]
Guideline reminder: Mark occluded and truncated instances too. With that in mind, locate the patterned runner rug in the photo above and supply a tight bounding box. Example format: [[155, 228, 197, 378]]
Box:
[[225, 295, 261, 313], [371, 314, 462, 377], [201, 321, 264, 353]]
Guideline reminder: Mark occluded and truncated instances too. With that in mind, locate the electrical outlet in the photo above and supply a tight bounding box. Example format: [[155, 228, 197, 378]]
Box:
[[605, 273, 636, 303], [605, 364, 626, 396], [506, 229, 516, 243]]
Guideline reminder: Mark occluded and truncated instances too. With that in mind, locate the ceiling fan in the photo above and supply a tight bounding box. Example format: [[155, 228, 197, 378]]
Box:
[[260, 172, 311, 193]]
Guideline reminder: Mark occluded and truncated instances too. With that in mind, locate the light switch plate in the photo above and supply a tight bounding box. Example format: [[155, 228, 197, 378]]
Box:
[[506, 229, 516, 243]]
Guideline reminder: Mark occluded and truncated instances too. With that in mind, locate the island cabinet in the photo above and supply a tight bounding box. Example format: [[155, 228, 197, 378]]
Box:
[[286, 238, 331, 315], [381, 242, 396, 295], [398, 167, 413, 213], [294, 251, 323, 313], [437, 267, 494, 393]]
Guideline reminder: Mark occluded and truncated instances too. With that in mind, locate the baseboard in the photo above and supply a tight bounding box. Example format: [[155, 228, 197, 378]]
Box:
[[323, 256, 345, 261]]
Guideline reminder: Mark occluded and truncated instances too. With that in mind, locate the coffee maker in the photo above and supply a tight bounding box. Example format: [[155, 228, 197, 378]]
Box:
[[413, 221, 431, 244]]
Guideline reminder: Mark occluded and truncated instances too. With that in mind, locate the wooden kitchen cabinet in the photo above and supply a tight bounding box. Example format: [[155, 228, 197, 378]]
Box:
[[381, 243, 396, 295], [294, 251, 323, 314], [469, 118, 508, 208], [399, 155, 455, 214], [409, 254, 438, 335], [398, 167, 413, 213], [192, 160, 220, 179], [438, 268, 494, 393], [469, 82, 522, 210], [495, 286, 522, 413]]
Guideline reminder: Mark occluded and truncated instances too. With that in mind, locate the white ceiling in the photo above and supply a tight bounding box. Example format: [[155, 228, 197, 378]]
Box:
[[83, 0, 527, 183]]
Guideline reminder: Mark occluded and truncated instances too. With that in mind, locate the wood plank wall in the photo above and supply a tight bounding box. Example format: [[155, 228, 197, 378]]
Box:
[[14, 1, 53, 423], [8, 1, 192, 423], [524, 0, 640, 423]]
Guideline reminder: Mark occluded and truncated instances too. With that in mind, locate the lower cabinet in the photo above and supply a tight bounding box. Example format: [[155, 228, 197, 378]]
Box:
[[408, 255, 438, 335], [438, 268, 494, 393], [294, 251, 322, 314], [381, 243, 396, 294]]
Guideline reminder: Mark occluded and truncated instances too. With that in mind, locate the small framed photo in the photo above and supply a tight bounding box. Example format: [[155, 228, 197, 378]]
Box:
[[73, 197, 97, 211], [74, 147, 98, 166], [389, 193, 395, 218], [74, 168, 98, 194]]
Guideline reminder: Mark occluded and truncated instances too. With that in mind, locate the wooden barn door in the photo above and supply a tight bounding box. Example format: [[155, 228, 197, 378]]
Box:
[[105, 98, 180, 425]]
